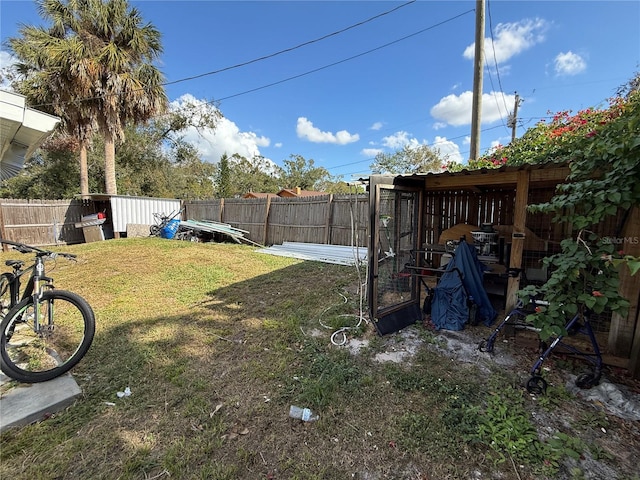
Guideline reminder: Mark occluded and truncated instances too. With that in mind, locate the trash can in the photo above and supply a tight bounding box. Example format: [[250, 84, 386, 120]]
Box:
[[160, 219, 180, 239]]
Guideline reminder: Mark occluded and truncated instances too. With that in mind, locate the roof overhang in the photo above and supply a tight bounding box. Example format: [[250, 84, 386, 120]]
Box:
[[0, 90, 60, 181], [387, 162, 570, 192]]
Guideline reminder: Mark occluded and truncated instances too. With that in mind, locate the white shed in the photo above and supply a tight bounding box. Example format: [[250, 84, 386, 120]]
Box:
[[84, 194, 182, 238]]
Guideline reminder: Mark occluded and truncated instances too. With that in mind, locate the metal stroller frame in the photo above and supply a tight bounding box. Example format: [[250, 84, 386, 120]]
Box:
[[479, 297, 603, 394]]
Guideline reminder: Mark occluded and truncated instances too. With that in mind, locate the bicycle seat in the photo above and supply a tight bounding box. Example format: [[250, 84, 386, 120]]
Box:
[[5, 259, 24, 269]]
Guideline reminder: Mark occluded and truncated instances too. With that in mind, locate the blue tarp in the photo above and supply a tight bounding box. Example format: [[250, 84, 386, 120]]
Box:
[[431, 241, 497, 331]]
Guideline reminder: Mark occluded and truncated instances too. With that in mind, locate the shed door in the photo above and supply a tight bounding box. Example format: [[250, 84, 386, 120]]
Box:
[[368, 179, 422, 335]]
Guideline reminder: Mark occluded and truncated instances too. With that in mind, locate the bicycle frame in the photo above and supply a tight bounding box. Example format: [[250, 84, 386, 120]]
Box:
[[1, 241, 59, 332]]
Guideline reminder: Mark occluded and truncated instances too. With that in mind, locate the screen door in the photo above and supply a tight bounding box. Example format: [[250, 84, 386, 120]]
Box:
[[368, 177, 422, 334]]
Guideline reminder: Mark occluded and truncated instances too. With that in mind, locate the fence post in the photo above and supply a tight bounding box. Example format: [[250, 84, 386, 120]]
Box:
[[0, 199, 6, 250], [608, 205, 640, 361], [505, 170, 530, 311], [263, 196, 271, 246], [219, 198, 225, 223], [323, 194, 333, 244]]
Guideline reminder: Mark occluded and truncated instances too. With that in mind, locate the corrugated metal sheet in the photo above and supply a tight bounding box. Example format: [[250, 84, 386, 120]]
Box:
[[256, 242, 367, 266], [109, 196, 181, 233]]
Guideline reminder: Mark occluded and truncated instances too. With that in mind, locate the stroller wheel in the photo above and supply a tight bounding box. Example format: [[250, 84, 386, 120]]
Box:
[[478, 340, 493, 354], [526, 376, 548, 395], [575, 372, 600, 389]]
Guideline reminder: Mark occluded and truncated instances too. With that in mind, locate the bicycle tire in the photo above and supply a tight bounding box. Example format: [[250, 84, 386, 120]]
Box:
[[0, 273, 13, 318], [0, 290, 95, 383]]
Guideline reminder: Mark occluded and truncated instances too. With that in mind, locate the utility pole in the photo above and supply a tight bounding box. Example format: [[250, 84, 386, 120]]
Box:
[[508, 93, 522, 143], [469, 0, 485, 161]]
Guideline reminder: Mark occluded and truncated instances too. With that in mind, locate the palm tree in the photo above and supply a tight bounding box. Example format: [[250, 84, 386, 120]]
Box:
[[85, 0, 167, 195], [9, 0, 167, 196], [9, 0, 99, 196]]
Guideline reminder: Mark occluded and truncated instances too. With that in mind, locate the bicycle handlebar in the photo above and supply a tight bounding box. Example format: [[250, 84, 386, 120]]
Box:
[[0, 239, 77, 260]]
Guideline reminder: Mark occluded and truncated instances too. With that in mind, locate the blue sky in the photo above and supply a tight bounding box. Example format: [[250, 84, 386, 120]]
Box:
[[1, 0, 639, 181]]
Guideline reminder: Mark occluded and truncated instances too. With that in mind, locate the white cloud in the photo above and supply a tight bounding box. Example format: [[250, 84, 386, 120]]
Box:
[[554, 51, 586, 76], [429, 91, 516, 127], [274, 142, 283, 148], [370, 130, 463, 164], [361, 147, 383, 157], [0, 50, 17, 90], [464, 18, 548, 64], [433, 122, 448, 130], [370, 121, 383, 131], [486, 136, 512, 154], [490, 139, 504, 151], [296, 117, 359, 144], [381, 131, 420, 149], [170, 94, 271, 164], [494, 64, 512, 77], [432, 136, 463, 164]]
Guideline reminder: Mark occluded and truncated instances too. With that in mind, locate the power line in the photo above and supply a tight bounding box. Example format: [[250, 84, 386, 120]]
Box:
[[487, 0, 510, 116], [138, 7, 474, 119], [483, 58, 509, 133], [216, 9, 475, 102], [327, 125, 505, 175], [26, 1, 417, 108], [164, 1, 417, 86], [484, 0, 511, 136], [29, 5, 474, 114], [283, 115, 459, 167]]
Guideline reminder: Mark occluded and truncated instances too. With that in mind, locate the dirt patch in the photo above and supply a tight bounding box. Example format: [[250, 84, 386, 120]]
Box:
[[339, 321, 640, 479], [354, 323, 640, 419]]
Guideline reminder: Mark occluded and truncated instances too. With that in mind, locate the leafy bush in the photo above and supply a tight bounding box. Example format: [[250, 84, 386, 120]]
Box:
[[521, 89, 640, 336]]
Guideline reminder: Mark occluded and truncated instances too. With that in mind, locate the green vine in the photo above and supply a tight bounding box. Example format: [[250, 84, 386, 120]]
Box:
[[518, 88, 640, 337], [443, 77, 640, 338]]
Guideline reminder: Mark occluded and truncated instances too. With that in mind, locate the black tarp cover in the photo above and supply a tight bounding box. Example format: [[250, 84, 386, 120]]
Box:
[[431, 241, 497, 330]]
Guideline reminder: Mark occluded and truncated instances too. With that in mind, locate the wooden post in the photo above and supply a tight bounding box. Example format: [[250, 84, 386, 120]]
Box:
[[469, 192, 479, 227], [469, 0, 485, 161], [0, 199, 6, 251], [219, 198, 224, 223], [434, 194, 443, 243], [629, 307, 640, 379], [505, 170, 530, 311], [609, 206, 640, 367], [263, 196, 271, 246], [324, 194, 333, 244]]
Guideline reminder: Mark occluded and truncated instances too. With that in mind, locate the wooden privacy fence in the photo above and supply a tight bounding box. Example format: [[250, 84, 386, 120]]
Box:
[[0, 194, 369, 248], [184, 194, 369, 247], [0, 198, 93, 246]]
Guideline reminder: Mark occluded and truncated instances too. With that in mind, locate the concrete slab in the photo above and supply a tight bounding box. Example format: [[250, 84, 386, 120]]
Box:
[[0, 371, 82, 433]]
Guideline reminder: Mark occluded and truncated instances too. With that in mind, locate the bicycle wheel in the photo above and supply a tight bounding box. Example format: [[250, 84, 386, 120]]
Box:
[[0, 273, 13, 318], [0, 290, 95, 383]]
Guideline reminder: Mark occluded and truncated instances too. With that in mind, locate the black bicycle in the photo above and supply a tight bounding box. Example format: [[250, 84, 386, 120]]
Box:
[[0, 240, 95, 383]]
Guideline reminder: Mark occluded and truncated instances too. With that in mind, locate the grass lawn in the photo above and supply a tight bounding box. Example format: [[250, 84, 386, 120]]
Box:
[[0, 238, 638, 480]]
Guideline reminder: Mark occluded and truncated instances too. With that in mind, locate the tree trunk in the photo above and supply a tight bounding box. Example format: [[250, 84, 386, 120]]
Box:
[[80, 143, 89, 198], [104, 131, 118, 195]]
